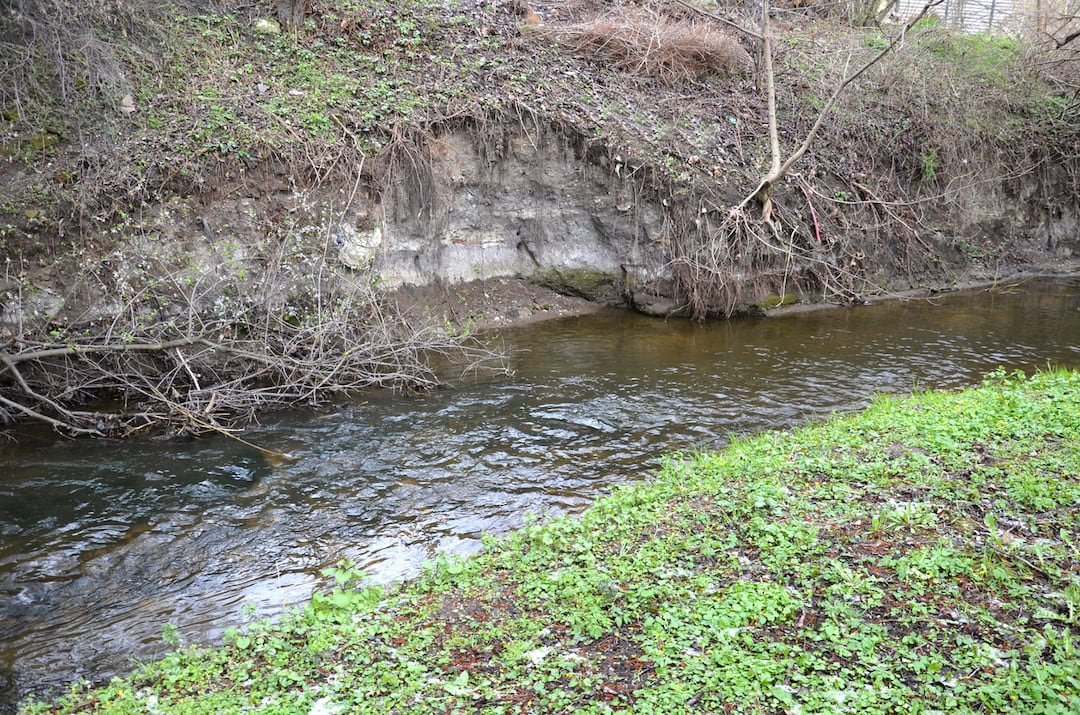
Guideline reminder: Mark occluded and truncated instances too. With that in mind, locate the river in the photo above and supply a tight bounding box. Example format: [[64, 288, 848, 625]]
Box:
[[1, 278, 1078, 710]]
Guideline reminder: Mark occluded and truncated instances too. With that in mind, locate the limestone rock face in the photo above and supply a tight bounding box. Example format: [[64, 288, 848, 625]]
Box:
[[375, 129, 672, 306], [0, 286, 64, 325], [337, 225, 382, 270]]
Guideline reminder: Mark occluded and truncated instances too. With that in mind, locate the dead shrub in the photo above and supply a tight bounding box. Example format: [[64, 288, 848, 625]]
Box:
[[0, 0, 215, 115], [550, 8, 751, 82]]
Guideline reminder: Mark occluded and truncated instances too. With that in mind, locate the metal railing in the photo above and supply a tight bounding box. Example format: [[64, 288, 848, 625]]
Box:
[[894, 0, 1027, 33]]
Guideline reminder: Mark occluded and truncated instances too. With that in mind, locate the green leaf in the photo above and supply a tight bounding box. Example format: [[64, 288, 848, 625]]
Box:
[[770, 687, 795, 707], [443, 670, 471, 696]]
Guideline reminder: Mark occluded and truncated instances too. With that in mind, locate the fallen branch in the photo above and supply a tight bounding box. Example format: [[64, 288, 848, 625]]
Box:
[[0, 260, 508, 436], [0, 394, 102, 436], [147, 385, 291, 460], [1, 336, 205, 365]]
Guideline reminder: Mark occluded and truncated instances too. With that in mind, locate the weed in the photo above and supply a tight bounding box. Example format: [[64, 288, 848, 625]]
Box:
[[923, 30, 1021, 87], [920, 145, 940, 181], [866, 33, 888, 50]]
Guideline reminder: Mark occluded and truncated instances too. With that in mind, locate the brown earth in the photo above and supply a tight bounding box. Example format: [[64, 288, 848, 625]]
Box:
[[392, 278, 608, 332], [2, 0, 1079, 433]]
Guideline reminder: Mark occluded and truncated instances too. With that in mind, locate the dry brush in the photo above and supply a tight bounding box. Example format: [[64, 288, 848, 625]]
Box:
[[0, 251, 507, 440]]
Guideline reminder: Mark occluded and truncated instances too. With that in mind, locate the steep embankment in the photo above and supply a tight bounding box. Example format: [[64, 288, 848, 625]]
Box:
[[1, 0, 1078, 431]]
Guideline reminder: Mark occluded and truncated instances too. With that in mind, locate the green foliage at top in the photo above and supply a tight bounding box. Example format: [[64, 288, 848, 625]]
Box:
[[920, 28, 1022, 87], [3, 0, 1074, 242], [23, 368, 1080, 713], [146, 0, 506, 159]]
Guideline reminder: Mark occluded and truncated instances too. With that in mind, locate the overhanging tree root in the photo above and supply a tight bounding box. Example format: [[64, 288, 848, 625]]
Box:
[[669, 0, 949, 318]]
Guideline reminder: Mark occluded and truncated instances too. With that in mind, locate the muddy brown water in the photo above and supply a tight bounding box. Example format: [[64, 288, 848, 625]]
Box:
[[1, 278, 1078, 710]]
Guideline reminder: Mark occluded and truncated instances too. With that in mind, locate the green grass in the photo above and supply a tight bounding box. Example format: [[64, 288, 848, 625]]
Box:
[[23, 368, 1080, 713], [922, 30, 1022, 88]]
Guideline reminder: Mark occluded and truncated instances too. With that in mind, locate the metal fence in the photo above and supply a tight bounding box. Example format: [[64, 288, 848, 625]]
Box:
[[894, 0, 1027, 34]]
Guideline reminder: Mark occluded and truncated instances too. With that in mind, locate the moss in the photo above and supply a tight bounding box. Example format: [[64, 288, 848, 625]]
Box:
[[0, 141, 24, 158], [531, 267, 620, 302], [29, 132, 60, 150], [756, 292, 799, 310]]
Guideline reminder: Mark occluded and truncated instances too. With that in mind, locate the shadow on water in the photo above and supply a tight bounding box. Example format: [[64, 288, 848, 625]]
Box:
[[1, 278, 1078, 709]]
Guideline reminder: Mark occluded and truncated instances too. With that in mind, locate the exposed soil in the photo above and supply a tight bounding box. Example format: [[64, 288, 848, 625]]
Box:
[[2, 0, 1079, 433], [392, 278, 609, 332]]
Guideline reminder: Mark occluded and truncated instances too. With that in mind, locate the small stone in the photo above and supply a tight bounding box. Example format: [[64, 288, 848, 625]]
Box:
[[525, 646, 551, 665], [308, 696, 344, 715], [254, 18, 281, 35]]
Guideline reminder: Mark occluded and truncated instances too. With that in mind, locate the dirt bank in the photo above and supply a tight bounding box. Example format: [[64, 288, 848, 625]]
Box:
[[1, 0, 1078, 432], [391, 278, 608, 331]]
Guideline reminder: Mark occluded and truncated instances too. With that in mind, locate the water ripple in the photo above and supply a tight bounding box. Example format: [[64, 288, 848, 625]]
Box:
[[0, 279, 1078, 708]]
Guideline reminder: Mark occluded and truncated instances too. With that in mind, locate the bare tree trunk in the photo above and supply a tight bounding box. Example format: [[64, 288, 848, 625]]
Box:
[[277, 0, 305, 29], [673, 0, 946, 219], [760, 0, 781, 224], [735, 0, 947, 218]]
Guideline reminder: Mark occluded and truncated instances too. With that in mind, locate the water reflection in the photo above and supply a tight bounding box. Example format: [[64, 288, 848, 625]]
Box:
[[1, 278, 1078, 709]]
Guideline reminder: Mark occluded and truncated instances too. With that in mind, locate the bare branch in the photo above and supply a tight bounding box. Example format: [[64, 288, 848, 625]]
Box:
[[742, 0, 949, 211], [0, 394, 101, 435], [0, 257, 508, 438], [2, 336, 206, 365], [670, 0, 763, 41]]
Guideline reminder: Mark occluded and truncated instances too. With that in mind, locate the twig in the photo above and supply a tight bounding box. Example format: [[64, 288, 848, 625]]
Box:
[[1, 249, 507, 437], [0, 350, 100, 425], [4, 336, 205, 364], [172, 347, 202, 392], [670, 0, 762, 41], [148, 386, 290, 460], [799, 180, 821, 244], [0, 394, 101, 435]]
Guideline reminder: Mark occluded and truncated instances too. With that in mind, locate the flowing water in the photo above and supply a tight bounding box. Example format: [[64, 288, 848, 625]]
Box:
[[1, 278, 1078, 710]]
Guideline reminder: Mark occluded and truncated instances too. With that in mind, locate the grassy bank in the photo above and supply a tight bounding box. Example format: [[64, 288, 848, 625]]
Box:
[[24, 368, 1080, 714], [4, 0, 1077, 266]]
